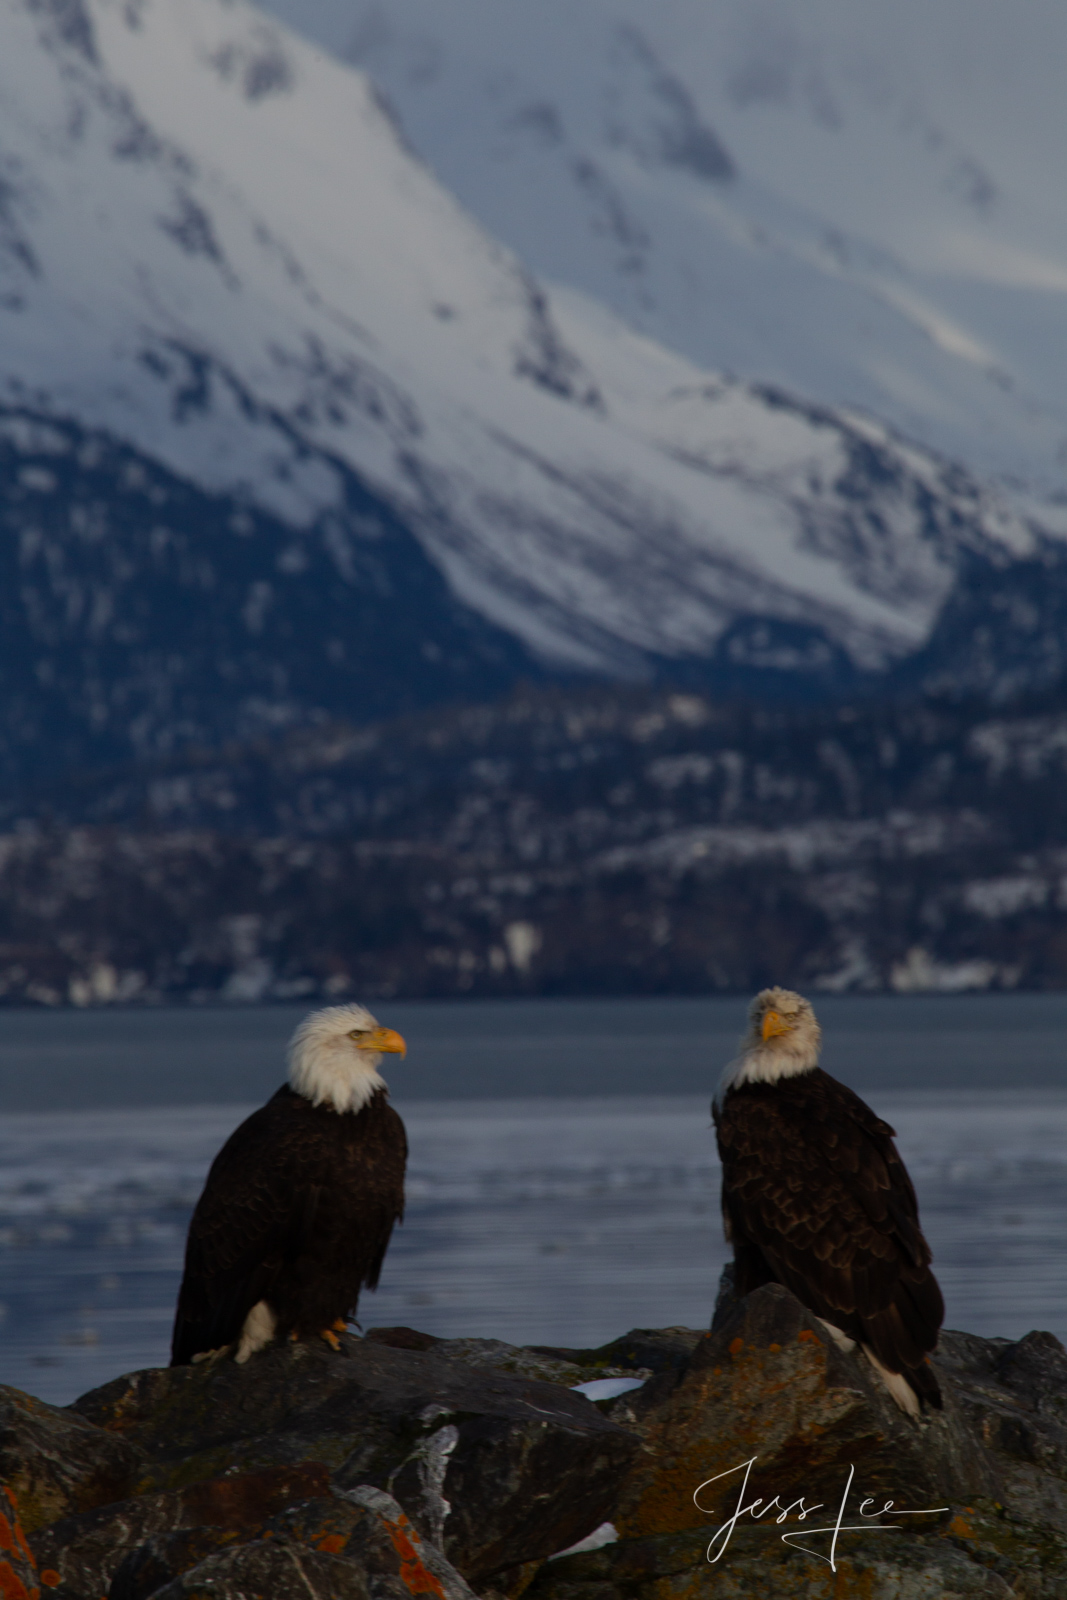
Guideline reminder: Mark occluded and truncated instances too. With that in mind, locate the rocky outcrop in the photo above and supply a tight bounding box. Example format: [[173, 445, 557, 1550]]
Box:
[[68, 1332, 637, 1581], [0, 1386, 144, 1533], [6, 1305, 1067, 1599], [30, 1463, 334, 1599], [120, 1539, 371, 1600], [104, 1485, 479, 1600], [612, 1283, 989, 1535], [538, 1286, 1067, 1599]]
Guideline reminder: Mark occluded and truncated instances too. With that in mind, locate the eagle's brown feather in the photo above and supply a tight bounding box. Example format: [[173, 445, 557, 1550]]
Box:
[[171, 1084, 406, 1365], [715, 1066, 943, 1407]]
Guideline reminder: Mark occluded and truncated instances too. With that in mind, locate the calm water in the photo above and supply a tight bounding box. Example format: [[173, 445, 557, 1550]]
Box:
[[3, 992, 1067, 1111], [1, 994, 1066, 1404]]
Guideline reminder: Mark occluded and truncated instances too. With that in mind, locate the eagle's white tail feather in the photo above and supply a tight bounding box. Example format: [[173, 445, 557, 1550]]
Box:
[[861, 1343, 921, 1417], [818, 1318, 920, 1415], [235, 1299, 276, 1364], [816, 1317, 856, 1354]]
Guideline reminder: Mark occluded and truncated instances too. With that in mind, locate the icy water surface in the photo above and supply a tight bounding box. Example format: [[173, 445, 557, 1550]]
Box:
[[3, 1087, 1067, 1404], [1, 993, 1067, 1403]]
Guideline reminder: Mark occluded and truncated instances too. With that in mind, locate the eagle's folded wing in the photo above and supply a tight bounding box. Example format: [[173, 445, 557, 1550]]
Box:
[[171, 1099, 312, 1364], [718, 1086, 943, 1375]]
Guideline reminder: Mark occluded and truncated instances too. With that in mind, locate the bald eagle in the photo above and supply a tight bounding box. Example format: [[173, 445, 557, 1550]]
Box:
[[171, 1004, 408, 1367], [713, 987, 944, 1416]]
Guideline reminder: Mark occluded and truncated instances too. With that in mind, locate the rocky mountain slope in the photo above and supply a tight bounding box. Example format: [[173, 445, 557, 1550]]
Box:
[[4, 681, 1067, 1003], [1, 0, 1066, 788], [268, 0, 1067, 494], [0, 405, 538, 787]]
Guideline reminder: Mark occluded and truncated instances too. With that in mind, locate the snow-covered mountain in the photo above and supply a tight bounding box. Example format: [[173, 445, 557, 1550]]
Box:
[[0, 0, 1064, 782], [263, 0, 1067, 494]]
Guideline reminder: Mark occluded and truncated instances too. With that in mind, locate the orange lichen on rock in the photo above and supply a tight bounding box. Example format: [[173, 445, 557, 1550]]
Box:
[[317, 1533, 346, 1554], [384, 1511, 446, 1598], [0, 1564, 35, 1600], [0, 1491, 33, 1565], [946, 1514, 977, 1539], [614, 1327, 842, 1539], [0, 1488, 38, 1600], [610, 1284, 962, 1550]]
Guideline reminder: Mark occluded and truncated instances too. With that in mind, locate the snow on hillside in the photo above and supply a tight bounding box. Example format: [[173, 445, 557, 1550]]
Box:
[[0, 0, 1054, 684], [263, 0, 1067, 494]]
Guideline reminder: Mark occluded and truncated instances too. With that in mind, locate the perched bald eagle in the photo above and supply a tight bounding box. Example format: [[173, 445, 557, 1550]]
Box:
[[713, 987, 943, 1416], [171, 1004, 408, 1367]]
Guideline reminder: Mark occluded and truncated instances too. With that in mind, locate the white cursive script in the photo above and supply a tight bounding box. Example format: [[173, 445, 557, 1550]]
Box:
[[694, 1457, 949, 1571]]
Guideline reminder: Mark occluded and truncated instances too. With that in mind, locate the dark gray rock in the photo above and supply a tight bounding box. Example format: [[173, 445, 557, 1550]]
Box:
[[937, 1326, 1067, 1533], [31, 1462, 332, 1600], [584, 1289, 1067, 1599], [70, 1335, 639, 1581], [108, 1485, 477, 1600], [12, 1309, 1067, 1600], [108, 1528, 240, 1600], [528, 1326, 704, 1377], [371, 1329, 674, 1386], [367, 1329, 586, 1386], [611, 1284, 992, 1536], [529, 1521, 1018, 1600], [273, 1486, 477, 1600], [0, 1384, 144, 1534], [363, 1327, 443, 1353], [139, 1538, 370, 1600]]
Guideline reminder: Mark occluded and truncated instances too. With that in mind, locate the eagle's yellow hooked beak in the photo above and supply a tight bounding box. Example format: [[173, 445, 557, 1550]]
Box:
[[762, 1010, 792, 1042], [366, 1027, 407, 1057]]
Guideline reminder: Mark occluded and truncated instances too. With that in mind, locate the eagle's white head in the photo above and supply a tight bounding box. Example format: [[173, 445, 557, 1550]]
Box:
[[715, 986, 821, 1105], [287, 1003, 407, 1114]]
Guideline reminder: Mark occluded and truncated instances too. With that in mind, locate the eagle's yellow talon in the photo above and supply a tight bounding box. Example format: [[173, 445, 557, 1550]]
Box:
[[332, 1318, 348, 1333], [321, 1327, 342, 1352]]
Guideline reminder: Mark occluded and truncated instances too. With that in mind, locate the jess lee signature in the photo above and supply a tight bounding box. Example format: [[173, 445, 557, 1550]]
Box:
[[695, 1457, 949, 1572]]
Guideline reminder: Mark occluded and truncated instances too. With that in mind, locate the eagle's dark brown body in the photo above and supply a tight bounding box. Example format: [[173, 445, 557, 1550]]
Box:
[[714, 1066, 944, 1408], [171, 1084, 407, 1366]]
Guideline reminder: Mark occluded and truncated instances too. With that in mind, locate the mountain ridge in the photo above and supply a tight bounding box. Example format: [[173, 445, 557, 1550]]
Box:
[[274, 0, 1067, 493], [1, 0, 1064, 759]]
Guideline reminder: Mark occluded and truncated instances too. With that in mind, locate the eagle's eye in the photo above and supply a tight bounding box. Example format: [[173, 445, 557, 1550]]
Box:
[[347, 1028, 369, 1042]]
